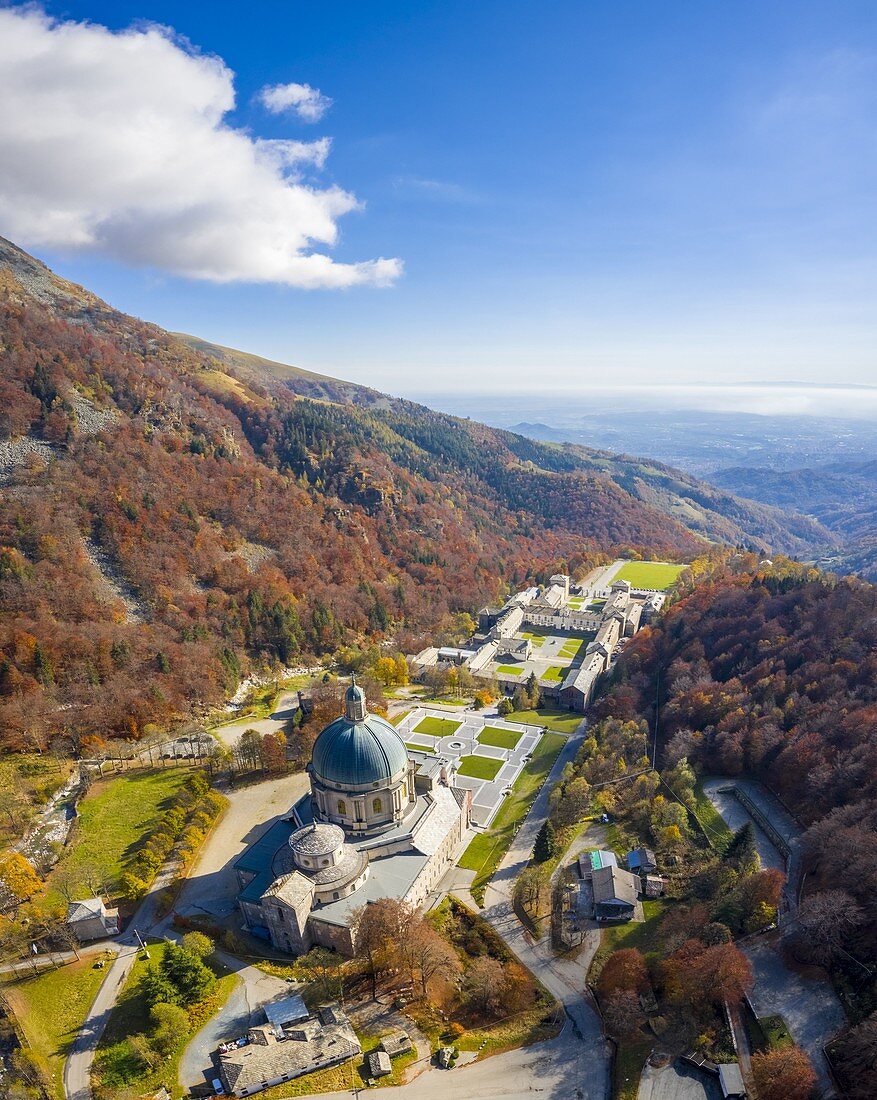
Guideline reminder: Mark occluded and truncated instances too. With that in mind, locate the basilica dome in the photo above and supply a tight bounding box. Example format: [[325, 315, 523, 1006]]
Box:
[[310, 680, 408, 790]]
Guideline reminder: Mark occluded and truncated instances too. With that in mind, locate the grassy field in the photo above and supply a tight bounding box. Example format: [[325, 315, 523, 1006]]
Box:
[[505, 706, 582, 735], [540, 666, 565, 683], [559, 638, 586, 659], [496, 665, 524, 676], [405, 742, 435, 754], [615, 561, 686, 591], [477, 726, 523, 750], [413, 716, 462, 737], [590, 899, 669, 979], [457, 755, 503, 780], [93, 942, 237, 1100], [4, 957, 112, 1100], [458, 731, 566, 901], [43, 768, 190, 907]]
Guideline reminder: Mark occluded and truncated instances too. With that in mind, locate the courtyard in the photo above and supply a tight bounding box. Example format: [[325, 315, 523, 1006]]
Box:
[[487, 628, 594, 688], [394, 707, 547, 827]]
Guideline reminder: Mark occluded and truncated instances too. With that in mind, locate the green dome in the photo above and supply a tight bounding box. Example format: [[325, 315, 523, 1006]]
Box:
[[311, 712, 408, 788]]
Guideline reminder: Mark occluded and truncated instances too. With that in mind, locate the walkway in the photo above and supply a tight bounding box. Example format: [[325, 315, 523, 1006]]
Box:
[[702, 778, 845, 1098], [210, 691, 302, 749], [477, 717, 611, 1100]]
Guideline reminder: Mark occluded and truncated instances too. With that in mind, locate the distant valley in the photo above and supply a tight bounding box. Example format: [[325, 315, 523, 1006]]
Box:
[[422, 393, 877, 580]]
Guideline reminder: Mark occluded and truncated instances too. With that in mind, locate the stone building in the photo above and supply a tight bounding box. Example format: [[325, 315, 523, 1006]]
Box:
[[236, 680, 470, 956]]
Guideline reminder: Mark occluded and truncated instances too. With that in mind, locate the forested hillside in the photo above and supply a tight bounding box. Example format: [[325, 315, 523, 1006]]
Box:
[[595, 556, 877, 1088], [0, 237, 828, 750], [711, 461, 877, 581]]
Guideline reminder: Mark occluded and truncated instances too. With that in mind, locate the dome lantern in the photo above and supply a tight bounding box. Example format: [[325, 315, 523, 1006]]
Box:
[[345, 676, 367, 722]]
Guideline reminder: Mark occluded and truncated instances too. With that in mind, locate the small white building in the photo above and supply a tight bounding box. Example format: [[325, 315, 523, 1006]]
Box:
[[66, 898, 119, 942]]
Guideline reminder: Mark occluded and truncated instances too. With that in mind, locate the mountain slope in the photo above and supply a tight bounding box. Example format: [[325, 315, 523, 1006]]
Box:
[[710, 461, 877, 580], [0, 236, 832, 745]]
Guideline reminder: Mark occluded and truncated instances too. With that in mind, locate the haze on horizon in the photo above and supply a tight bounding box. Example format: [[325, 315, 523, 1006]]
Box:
[[2, 0, 877, 397]]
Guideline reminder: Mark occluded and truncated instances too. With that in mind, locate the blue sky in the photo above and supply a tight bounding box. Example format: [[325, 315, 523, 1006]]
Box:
[[3, 1, 877, 396]]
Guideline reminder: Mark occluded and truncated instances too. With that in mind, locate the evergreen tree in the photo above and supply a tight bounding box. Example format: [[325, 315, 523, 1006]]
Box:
[[161, 942, 214, 1004], [142, 962, 180, 1008], [534, 820, 557, 863], [724, 822, 758, 869]]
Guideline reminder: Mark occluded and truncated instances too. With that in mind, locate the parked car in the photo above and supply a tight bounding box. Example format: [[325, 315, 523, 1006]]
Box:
[[211, 1079, 225, 1096]]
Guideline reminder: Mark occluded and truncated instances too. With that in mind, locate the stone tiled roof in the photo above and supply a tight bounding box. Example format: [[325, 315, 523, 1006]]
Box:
[[289, 823, 344, 857], [261, 871, 314, 909], [220, 1008, 360, 1096]]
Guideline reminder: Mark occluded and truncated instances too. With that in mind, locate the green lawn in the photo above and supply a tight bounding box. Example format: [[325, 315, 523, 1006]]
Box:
[[567, 598, 584, 609], [540, 666, 565, 683], [615, 561, 686, 591], [590, 899, 669, 980], [4, 957, 112, 1100], [691, 778, 734, 851], [757, 1014, 793, 1051], [457, 755, 503, 781], [496, 664, 524, 676], [614, 1037, 653, 1100], [559, 638, 586, 659], [505, 706, 582, 735], [93, 942, 237, 1100], [413, 716, 462, 737], [406, 742, 435, 754], [477, 726, 523, 750], [44, 768, 191, 908], [458, 731, 567, 901]]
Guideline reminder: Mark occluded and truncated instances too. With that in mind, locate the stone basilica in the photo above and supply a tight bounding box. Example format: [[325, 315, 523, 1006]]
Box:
[[235, 680, 471, 955]]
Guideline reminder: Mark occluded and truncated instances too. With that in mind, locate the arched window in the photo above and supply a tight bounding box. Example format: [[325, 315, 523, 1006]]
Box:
[[372, 797, 382, 814], [337, 799, 346, 815]]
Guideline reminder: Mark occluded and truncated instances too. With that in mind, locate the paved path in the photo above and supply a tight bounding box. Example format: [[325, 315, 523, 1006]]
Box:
[[477, 717, 611, 1100], [210, 691, 301, 749], [174, 772, 309, 925], [702, 779, 845, 1098], [637, 1063, 720, 1100]]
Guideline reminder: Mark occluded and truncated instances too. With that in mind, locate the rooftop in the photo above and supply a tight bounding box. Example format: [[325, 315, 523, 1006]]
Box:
[[592, 864, 639, 907], [220, 1006, 359, 1095]]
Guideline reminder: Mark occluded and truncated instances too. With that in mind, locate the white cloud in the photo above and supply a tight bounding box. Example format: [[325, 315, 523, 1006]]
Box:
[[0, 8, 400, 288], [258, 82, 333, 122]]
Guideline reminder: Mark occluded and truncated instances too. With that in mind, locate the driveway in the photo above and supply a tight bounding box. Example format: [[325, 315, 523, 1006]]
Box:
[[281, 1021, 598, 1100], [174, 772, 309, 924], [211, 692, 301, 749], [702, 778, 845, 1098], [478, 717, 612, 1100], [637, 1063, 721, 1100], [179, 954, 292, 1090], [744, 939, 845, 1098]]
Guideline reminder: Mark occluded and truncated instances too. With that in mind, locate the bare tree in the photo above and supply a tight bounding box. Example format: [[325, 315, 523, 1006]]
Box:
[[465, 956, 507, 1017], [409, 919, 460, 997], [793, 890, 866, 965]]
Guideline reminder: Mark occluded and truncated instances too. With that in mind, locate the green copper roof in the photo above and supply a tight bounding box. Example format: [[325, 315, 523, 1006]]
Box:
[[311, 712, 408, 787]]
